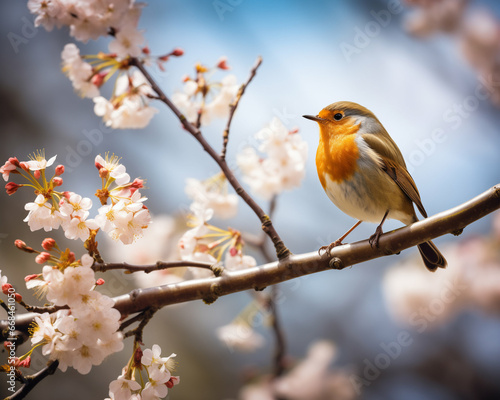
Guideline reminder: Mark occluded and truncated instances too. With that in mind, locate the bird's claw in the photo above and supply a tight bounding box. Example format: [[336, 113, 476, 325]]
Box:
[[318, 239, 344, 256], [368, 227, 383, 248]]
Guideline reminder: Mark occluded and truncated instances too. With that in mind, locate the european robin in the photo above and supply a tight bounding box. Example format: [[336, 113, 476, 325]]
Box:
[[303, 101, 447, 272]]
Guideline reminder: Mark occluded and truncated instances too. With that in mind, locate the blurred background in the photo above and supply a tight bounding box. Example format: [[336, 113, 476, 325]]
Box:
[[1, 0, 500, 399]]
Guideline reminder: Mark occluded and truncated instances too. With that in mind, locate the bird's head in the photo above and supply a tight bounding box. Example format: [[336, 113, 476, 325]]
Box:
[[303, 101, 382, 137]]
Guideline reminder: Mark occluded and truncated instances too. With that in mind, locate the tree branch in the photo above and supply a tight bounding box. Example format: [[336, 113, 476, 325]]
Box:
[[3, 185, 499, 338], [93, 260, 223, 277], [5, 360, 59, 400], [220, 56, 262, 160], [129, 57, 291, 261]]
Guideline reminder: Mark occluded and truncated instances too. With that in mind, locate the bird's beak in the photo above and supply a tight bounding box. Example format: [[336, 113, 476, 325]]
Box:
[[303, 115, 326, 123]]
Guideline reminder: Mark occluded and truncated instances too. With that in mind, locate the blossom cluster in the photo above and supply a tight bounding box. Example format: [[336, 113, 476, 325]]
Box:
[[28, 0, 143, 49], [177, 204, 256, 279], [185, 173, 238, 220], [404, 0, 468, 37], [28, 253, 123, 374], [28, 0, 180, 129], [172, 59, 239, 126], [1, 151, 151, 245], [60, 42, 162, 129], [237, 117, 308, 200], [404, 1, 500, 105], [107, 344, 180, 400], [383, 212, 500, 328], [238, 341, 357, 400]]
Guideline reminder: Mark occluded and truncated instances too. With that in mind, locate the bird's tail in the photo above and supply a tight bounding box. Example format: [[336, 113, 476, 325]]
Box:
[[417, 241, 447, 272]]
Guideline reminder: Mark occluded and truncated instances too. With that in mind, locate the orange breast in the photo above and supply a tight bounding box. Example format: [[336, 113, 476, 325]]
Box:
[[316, 125, 360, 187]]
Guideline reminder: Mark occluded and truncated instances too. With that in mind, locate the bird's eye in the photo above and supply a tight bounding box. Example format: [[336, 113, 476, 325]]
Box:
[[333, 113, 343, 121]]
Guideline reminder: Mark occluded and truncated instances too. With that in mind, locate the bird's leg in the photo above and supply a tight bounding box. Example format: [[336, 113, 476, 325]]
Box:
[[319, 220, 362, 256], [369, 210, 389, 248]]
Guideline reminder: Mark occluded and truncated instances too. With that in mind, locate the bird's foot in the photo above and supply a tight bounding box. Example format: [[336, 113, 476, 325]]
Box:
[[368, 226, 383, 248], [318, 239, 344, 256]]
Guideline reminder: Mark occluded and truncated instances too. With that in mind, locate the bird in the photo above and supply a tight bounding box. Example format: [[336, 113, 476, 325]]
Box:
[[303, 101, 446, 272]]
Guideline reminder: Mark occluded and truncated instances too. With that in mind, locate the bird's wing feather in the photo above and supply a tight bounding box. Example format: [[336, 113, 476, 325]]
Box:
[[362, 133, 428, 218]]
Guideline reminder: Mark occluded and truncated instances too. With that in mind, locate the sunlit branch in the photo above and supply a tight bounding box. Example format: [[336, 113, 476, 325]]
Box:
[[220, 56, 263, 160], [3, 185, 499, 339], [93, 260, 223, 277], [129, 56, 291, 261]]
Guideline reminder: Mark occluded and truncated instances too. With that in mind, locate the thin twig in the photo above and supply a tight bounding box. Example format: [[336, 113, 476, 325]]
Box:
[[129, 57, 291, 261], [123, 308, 158, 343], [119, 311, 147, 332], [221, 56, 263, 160], [269, 285, 286, 378], [0, 299, 9, 313], [93, 260, 223, 277], [18, 302, 62, 314], [4, 185, 500, 337], [6, 360, 59, 400]]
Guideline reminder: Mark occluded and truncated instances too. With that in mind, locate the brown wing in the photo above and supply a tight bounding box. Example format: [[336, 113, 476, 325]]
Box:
[[362, 133, 427, 218], [381, 157, 427, 218], [361, 130, 406, 168]]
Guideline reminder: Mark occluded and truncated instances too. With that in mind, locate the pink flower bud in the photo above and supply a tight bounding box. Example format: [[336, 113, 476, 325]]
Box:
[[91, 72, 106, 88], [2, 283, 13, 295], [142, 46, 150, 55], [62, 191, 71, 200], [96, 278, 105, 285], [8, 157, 20, 167], [14, 293, 22, 302], [24, 274, 40, 282], [68, 252, 76, 263], [229, 247, 238, 257], [159, 55, 169, 62], [55, 165, 65, 176], [42, 238, 56, 251], [33, 170, 41, 180], [130, 178, 144, 189], [5, 182, 21, 195], [19, 356, 31, 368], [99, 167, 109, 179], [35, 252, 51, 264], [134, 346, 143, 368], [14, 239, 28, 250], [3, 341, 12, 349], [53, 177, 63, 187], [171, 48, 184, 57], [217, 56, 231, 70]]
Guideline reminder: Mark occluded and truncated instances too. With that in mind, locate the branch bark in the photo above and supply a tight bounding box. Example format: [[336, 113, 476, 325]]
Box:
[[6, 360, 59, 400], [129, 57, 290, 260], [220, 56, 262, 160], [2, 185, 499, 339]]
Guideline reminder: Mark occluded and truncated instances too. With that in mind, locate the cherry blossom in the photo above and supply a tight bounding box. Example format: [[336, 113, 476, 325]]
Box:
[[217, 322, 265, 353], [24, 194, 63, 232], [237, 117, 308, 200], [108, 375, 142, 400], [172, 63, 239, 126], [28, 0, 145, 44], [61, 43, 100, 98], [0, 158, 18, 181], [108, 25, 145, 58], [185, 173, 238, 219], [95, 154, 131, 186], [94, 70, 158, 129], [25, 152, 57, 171]]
